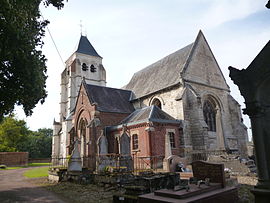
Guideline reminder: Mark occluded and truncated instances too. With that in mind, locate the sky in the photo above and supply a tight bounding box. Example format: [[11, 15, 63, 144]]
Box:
[[15, 0, 270, 139]]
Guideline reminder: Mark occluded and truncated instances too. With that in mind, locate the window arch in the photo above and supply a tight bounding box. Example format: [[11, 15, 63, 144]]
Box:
[[169, 132, 176, 148], [151, 98, 162, 109], [132, 134, 138, 150], [203, 100, 216, 132]]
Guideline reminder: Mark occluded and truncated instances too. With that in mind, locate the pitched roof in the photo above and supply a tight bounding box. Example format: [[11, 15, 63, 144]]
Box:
[[84, 83, 134, 113], [76, 35, 101, 58], [120, 105, 180, 125], [124, 42, 193, 100]]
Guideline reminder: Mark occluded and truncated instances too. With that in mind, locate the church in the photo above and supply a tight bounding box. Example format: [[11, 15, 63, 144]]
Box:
[[52, 31, 248, 171]]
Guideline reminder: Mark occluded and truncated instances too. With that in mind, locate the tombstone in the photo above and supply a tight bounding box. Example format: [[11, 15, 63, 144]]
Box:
[[192, 161, 225, 188], [98, 131, 108, 155], [68, 138, 82, 172], [120, 133, 133, 171], [163, 133, 172, 171], [97, 132, 111, 171], [120, 133, 130, 155], [229, 40, 270, 202]]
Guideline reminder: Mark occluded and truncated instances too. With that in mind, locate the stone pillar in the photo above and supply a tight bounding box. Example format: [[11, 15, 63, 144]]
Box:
[[244, 102, 270, 202], [229, 40, 270, 202]]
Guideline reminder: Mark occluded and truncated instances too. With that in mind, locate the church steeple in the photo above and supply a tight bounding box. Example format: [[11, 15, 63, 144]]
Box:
[[76, 35, 101, 58], [59, 35, 106, 121]]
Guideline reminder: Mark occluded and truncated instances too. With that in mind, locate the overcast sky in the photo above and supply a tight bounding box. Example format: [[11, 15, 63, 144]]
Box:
[[15, 0, 270, 139]]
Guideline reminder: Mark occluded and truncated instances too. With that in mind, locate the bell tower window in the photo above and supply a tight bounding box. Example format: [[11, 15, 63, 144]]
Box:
[[90, 64, 96, 72], [82, 63, 88, 71]]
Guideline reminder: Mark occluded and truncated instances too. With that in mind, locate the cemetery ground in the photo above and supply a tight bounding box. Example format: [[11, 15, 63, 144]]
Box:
[[0, 165, 257, 202], [32, 174, 257, 202]]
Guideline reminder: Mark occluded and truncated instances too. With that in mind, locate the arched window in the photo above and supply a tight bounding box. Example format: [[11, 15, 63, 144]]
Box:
[[79, 119, 87, 156], [79, 119, 86, 137], [169, 132, 176, 148], [203, 100, 216, 132], [151, 98, 162, 109], [132, 134, 138, 150]]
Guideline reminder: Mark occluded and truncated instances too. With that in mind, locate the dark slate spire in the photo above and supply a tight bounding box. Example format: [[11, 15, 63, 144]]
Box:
[[76, 35, 101, 58]]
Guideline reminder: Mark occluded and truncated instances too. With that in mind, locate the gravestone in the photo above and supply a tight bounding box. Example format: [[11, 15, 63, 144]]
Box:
[[120, 133, 133, 171], [98, 132, 108, 154], [120, 133, 130, 155], [163, 133, 172, 172], [97, 132, 110, 172], [68, 139, 82, 172], [192, 160, 225, 187]]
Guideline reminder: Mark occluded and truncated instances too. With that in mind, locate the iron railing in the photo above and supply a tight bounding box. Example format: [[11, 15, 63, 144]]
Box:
[[51, 154, 164, 173]]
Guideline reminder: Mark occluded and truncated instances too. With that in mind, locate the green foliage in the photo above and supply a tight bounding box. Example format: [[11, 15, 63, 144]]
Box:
[[0, 0, 66, 119], [0, 165, 7, 169], [0, 116, 52, 158], [26, 128, 53, 158], [0, 115, 30, 152]]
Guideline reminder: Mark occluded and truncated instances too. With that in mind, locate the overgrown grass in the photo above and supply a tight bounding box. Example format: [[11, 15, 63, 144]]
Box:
[[23, 166, 49, 178]]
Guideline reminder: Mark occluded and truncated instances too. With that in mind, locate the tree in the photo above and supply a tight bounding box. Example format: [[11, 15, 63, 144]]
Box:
[[26, 128, 52, 158], [0, 115, 30, 152], [0, 0, 66, 120], [0, 116, 53, 158]]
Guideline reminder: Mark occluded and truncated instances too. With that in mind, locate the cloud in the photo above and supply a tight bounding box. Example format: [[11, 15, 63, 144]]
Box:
[[200, 0, 265, 28]]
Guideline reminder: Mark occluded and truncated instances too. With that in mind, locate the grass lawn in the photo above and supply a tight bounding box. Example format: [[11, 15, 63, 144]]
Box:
[[28, 163, 51, 167], [1, 166, 26, 170], [0, 163, 50, 170], [23, 166, 49, 178]]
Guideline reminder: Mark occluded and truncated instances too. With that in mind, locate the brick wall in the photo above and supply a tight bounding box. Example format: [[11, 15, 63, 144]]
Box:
[[109, 122, 183, 158], [0, 152, 28, 166]]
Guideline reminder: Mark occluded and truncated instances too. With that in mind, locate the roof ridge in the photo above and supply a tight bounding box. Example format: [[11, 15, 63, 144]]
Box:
[[180, 31, 202, 74], [133, 42, 194, 76], [148, 105, 155, 119], [86, 83, 132, 93]]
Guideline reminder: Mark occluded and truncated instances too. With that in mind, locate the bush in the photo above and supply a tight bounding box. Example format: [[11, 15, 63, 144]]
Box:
[[0, 164, 7, 169]]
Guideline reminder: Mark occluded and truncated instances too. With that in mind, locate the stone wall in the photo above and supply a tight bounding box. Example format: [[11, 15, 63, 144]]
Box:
[[0, 152, 28, 166], [134, 85, 184, 120]]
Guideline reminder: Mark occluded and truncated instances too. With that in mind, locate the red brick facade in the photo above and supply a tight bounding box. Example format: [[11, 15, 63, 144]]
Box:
[[109, 122, 183, 158], [70, 83, 184, 170], [70, 83, 132, 169]]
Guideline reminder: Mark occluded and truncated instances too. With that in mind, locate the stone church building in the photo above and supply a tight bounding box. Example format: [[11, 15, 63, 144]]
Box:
[[52, 31, 248, 170]]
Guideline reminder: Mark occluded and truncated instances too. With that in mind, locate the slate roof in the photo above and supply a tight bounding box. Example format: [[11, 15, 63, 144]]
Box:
[[120, 105, 180, 125], [76, 35, 101, 58], [84, 83, 134, 113], [124, 43, 193, 100]]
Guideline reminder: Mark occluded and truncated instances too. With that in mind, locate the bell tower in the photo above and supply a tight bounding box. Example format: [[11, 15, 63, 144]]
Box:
[[53, 35, 106, 159], [60, 35, 106, 120]]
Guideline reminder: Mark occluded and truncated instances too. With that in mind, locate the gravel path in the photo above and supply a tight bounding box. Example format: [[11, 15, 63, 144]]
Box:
[[0, 167, 67, 203]]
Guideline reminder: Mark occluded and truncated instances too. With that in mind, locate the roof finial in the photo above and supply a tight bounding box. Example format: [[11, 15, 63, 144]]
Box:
[[79, 20, 83, 36], [85, 28, 87, 37]]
